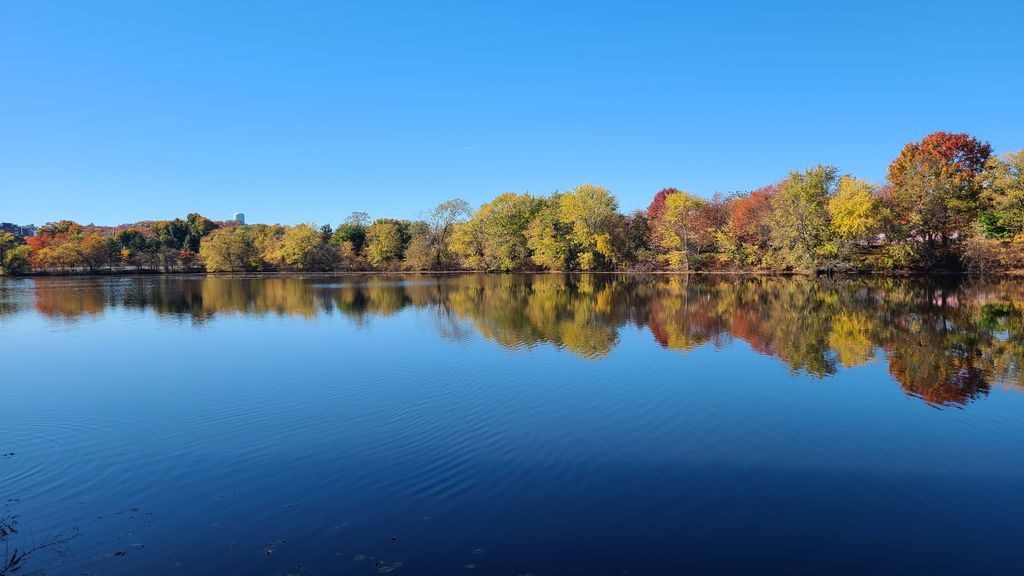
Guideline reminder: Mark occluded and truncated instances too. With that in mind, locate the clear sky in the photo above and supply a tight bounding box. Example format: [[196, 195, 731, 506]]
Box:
[[2, 0, 1022, 226]]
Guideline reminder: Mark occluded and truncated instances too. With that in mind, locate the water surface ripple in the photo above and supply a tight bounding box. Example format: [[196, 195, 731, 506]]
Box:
[[2, 274, 1023, 575]]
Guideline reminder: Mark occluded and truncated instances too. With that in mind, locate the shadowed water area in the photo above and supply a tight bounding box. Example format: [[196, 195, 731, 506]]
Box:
[[2, 274, 1023, 575]]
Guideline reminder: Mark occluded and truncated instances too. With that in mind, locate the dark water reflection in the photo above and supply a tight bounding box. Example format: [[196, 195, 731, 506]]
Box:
[[2, 274, 1024, 575]]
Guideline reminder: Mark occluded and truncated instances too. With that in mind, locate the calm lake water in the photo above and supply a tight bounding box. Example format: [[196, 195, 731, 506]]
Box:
[[2, 274, 1023, 575]]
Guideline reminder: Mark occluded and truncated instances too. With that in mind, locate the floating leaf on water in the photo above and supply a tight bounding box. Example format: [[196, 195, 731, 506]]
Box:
[[377, 561, 403, 574], [262, 538, 288, 555]]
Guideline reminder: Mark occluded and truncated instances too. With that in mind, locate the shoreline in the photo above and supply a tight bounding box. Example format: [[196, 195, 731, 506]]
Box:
[[7, 268, 1020, 279]]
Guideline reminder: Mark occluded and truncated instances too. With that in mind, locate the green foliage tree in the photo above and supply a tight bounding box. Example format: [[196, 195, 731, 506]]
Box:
[[185, 213, 218, 252], [199, 226, 269, 272], [333, 212, 372, 254], [980, 149, 1024, 238], [526, 194, 573, 270], [38, 220, 83, 236], [154, 219, 189, 250], [365, 219, 410, 268], [0, 232, 32, 275], [768, 165, 838, 272], [270, 223, 339, 271], [450, 192, 542, 271]]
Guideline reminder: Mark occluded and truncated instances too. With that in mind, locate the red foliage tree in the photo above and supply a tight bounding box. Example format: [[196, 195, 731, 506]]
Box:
[[886, 131, 993, 248], [729, 184, 776, 245], [887, 131, 992, 189], [690, 192, 729, 252], [647, 188, 680, 245]]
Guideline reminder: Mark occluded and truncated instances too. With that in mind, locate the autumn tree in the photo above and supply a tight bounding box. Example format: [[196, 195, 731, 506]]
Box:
[[365, 219, 410, 268], [38, 220, 83, 236], [979, 149, 1024, 238], [827, 176, 881, 267], [526, 194, 574, 270], [558, 184, 619, 270], [450, 192, 542, 271], [154, 219, 190, 250], [428, 198, 472, 269], [0, 232, 32, 275], [691, 193, 728, 263], [610, 210, 654, 271], [655, 190, 709, 270], [403, 220, 436, 270], [885, 131, 992, 264], [829, 177, 880, 240], [113, 229, 150, 268], [199, 226, 268, 272], [647, 188, 679, 246], [718, 185, 775, 267], [80, 233, 116, 271], [45, 240, 85, 271], [270, 224, 339, 271], [768, 165, 838, 272]]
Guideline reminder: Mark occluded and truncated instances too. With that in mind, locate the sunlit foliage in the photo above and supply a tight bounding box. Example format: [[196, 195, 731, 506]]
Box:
[[8, 131, 1024, 276]]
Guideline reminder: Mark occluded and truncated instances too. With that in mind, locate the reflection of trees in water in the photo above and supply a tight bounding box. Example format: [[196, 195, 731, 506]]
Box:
[[430, 274, 635, 358], [0, 279, 31, 319], [31, 278, 108, 319], [642, 277, 1024, 405], [12, 274, 1024, 407]]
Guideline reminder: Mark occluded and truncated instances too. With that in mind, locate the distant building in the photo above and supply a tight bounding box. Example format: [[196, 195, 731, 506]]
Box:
[[0, 222, 36, 237], [233, 212, 245, 225]]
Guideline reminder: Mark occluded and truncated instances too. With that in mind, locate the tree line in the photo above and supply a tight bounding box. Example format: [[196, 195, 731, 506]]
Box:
[[2, 131, 1022, 276]]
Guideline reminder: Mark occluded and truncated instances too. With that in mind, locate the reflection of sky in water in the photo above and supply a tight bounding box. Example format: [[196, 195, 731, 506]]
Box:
[[2, 274, 1024, 575]]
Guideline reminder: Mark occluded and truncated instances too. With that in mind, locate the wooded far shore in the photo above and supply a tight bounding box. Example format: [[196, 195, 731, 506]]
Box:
[[3, 131, 1023, 277]]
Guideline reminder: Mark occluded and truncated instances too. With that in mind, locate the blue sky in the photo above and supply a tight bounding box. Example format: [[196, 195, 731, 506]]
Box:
[[2, 0, 1022, 226]]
